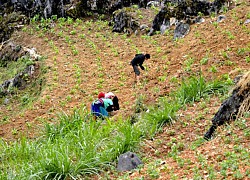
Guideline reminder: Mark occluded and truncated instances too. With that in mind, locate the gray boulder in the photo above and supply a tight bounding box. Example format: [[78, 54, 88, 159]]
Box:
[[117, 151, 143, 172], [173, 22, 190, 40], [112, 9, 140, 34]]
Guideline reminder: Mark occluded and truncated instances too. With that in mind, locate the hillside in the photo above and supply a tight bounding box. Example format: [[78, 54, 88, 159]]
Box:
[[0, 1, 250, 179]]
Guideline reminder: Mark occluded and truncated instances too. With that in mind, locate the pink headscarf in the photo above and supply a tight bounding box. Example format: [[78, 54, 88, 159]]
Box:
[[105, 92, 115, 99]]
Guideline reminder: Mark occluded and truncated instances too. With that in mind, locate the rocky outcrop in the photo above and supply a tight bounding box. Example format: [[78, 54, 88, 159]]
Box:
[[110, 0, 232, 38], [0, 0, 150, 41], [148, 0, 230, 37], [1, 0, 93, 41], [110, 0, 149, 13], [204, 71, 250, 140], [0, 41, 41, 97], [9, 0, 71, 18], [112, 8, 140, 34], [0, 0, 71, 42], [0, 12, 28, 42]]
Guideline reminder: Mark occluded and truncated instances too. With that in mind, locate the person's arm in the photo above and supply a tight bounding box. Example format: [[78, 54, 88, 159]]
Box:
[[139, 56, 145, 70], [112, 96, 119, 111], [105, 99, 114, 112], [139, 64, 145, 70], [106, 105, 113, 112]]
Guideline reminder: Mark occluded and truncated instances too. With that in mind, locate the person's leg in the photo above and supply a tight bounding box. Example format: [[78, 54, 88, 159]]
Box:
[[100, 106, 109, 117], [91, 104, 97, 120], [133, 65, 140, 83], [136, 75, 140, 83]]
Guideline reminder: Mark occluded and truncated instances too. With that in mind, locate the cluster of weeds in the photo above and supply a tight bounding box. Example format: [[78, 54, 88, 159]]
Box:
[[0, 72, 238, 179]]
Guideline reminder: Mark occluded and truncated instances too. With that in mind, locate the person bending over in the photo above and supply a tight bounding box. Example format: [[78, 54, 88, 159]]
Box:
[[130, 53, 150, 84]]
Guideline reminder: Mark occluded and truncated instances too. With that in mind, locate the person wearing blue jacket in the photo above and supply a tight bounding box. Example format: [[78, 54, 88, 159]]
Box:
[[91, 92, 119, 120]]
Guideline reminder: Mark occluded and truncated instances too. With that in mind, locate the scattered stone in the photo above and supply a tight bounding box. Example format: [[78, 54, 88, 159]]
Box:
[[194, 16, 205, 24], [4, 98, 9, 105], [140, 24, 149, 31], [147, 1, 160, 8], [244, 19, 250, 24], [173, 22, 190, 40], [217, 15, 226, 22], [160, 19, 170, 34], [117, 151, 143, 172], [23, 47, 41, 61]]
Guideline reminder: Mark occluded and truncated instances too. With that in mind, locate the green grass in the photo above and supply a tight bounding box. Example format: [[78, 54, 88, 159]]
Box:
[[0, 74, 234, 179], [0, 108, 144, 179], [174, 74, 232, 105], [0, 56, 34, 83], [1, 8, 250, 178]]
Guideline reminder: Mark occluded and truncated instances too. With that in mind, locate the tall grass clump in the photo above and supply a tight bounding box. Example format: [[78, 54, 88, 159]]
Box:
[[138, 74, 232, 138], [174, 74, 232, 105], [0, 108, 144, 179], [140, 99, 180, 138], [40, 109, 144, 178]]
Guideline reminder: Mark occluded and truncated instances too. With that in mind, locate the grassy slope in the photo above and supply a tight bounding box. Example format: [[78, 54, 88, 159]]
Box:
[[0, 1, 250, 179]]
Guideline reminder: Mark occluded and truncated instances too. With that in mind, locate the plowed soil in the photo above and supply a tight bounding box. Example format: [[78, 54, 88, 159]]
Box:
[[0, 1, 249, 179]]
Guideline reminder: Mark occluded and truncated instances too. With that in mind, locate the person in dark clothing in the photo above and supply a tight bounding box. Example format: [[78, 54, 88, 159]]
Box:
[[130, 53, 150, 83]]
